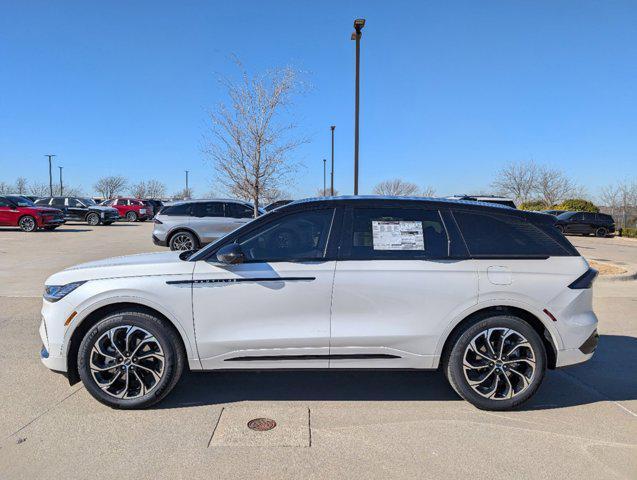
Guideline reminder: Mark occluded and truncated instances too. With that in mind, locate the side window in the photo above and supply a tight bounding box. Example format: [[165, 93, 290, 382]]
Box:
[[162, 204, 191, 216], [583, 213, 595, 221], [342, 207, 447, 260], [453, 210, 569, 257], [35, 198, 50, 206], [226, 202, 254, 219], [0, 198, 10, 207], [68, 198, 81, 207], [238, 209, 335, 262], [51, 198, 65, 207], [192, 202, 224, 218]]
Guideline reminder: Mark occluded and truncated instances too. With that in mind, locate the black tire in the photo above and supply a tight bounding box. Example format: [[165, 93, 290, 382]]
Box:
[[77, 309, 185, 409], [86, 212, 101, 226], [443, 315, 546, 411], [169, 231, 198, 251], [18, 215, 37, 232], [595, 227, 608, 238], [125, 211, 138, 222]]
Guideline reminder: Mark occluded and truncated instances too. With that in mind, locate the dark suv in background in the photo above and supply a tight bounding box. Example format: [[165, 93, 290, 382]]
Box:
[[35, 197, 120, 225], [555, 211, 615, 237]]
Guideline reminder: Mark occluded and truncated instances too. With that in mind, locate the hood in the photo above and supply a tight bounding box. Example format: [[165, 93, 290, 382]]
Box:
[[90, 205, 119, 213], [45, 251, 193, 285]]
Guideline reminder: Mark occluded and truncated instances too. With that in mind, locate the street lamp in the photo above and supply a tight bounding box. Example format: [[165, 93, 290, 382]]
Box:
[[323, 159, 327, 196], [185, 170, 189, 197], [45, 154, 56, 196], [330, 125, 335, 195], [351, 18, 365, 195], [58, 166, 63, 196]]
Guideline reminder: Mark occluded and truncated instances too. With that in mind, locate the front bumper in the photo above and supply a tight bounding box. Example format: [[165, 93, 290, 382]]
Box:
[[41, 217, 66, 227], [39, 317, 66, 372]]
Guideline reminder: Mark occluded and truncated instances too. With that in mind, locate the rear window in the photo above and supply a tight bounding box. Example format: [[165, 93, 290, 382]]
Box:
[[192, 202, 224, 217], [453, 210, 572, 257]]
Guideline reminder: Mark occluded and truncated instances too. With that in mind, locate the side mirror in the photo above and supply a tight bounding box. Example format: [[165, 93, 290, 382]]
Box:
[[216, 243, 245, 264]]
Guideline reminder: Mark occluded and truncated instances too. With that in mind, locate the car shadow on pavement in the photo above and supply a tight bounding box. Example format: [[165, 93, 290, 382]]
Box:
[[157, 334, 637, 411], [0, 227, 92, 233]]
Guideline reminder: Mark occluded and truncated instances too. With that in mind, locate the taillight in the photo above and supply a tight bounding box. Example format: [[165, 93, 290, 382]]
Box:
[[154, 218, 163, 224], [568, 268, 598, 289]]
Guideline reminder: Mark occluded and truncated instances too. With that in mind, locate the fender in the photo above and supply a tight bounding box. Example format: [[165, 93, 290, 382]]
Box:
[[63, 291, 201, 369]]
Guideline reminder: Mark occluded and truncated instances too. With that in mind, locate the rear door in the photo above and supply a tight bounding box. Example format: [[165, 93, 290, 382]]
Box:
[[225, 202, 255, 230], [66, 198, 86, 220], [0, 197, 17, 225], [329, 206, 478, 369], [50, 197, 67, 218], [190, 201, 227, 243]]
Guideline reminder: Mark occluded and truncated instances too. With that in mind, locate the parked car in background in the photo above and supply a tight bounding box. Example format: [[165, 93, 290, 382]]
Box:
[[35, 197, 120, 226], [142, 199, 163, 218], [40, 196, 598, 410], [22, 195, 41, 203], [153, 198, 262, 250], [264, 199, 293, 211], [542, 210, 567, 216], [0, 195, 65, 231], [102, 197, 149, 222], [446, 195, 516, 209], [555, 211, 615, 237]]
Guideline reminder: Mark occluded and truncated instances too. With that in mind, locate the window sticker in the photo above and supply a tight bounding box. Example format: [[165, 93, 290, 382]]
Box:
[[372, 220, 424, 250]]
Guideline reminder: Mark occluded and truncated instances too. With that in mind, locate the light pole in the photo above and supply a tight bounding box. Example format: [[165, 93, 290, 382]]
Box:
[[58, 166, 63, 196], [185, 170, 189, 197], [330, 125, 335, 195], [323, 159, 327, 196], [45, 154, 56, 196], [351, 18, 365, 195]]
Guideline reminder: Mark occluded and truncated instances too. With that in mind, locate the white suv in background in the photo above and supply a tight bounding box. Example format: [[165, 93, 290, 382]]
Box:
[[40, 196, 599, 410], [152, 199, 263, 250]]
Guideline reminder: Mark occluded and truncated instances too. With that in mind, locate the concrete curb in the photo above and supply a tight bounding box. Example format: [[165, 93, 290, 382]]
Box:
[[596, 267, 637, 282]]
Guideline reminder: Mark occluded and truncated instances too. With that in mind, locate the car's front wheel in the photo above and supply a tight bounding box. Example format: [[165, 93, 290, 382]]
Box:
[[19, 215, 37, 232], [77, 309, 185, 409], [443, 315, 546, 410], [86, 213, 100, 226], [596, 227, 608, 237]]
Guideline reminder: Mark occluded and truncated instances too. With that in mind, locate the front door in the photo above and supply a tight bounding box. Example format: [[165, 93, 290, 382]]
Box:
[[329, 206, 478, 369], [192, 207, 337, 369]]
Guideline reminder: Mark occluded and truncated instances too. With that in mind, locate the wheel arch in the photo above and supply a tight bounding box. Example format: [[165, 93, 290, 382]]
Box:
[[167, 227, 201, 248], [438, 305, 558, 370], [65, 301, 194, 385], [18, 213, 38, 227]]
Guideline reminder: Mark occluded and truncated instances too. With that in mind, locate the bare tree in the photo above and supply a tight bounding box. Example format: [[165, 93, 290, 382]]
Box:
[[536, 166, 575, 207], [0, 181, 9, 194], [617, 180, 637, 228], [14, 177, 28, 194], [262, 187, 290, 204], [316, 188, 339, 197], [599, 184, 621, 218], [130, 181, 148, 199], [172, 187, 193, 201], [94, 175, 127, 199], [204, 61, 307, 217], [28, 181, 50, 196], [421, 185, 436, 197], [373, 179, 420, 196], [492, 161, 539, 204], [145, 179, 166, 199]]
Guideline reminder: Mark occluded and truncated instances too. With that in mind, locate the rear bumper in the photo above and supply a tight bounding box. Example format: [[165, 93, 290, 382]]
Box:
[[556, 329, 599, 368], [152, 234, 168, 247]]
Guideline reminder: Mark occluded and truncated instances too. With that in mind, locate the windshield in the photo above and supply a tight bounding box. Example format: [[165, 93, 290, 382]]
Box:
[[6, 195, 34, 207], [81, 198, 97, 206], [556, 212, 575, 220]]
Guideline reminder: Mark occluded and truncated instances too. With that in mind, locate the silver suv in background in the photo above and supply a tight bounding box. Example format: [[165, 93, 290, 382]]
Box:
[[152, 199, 263, 250]]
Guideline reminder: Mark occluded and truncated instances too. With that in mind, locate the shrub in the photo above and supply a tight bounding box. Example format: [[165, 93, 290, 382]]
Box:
[[519, 200, 548, 211], [555, 198, 599, 213], [621, 227, 637, 238]]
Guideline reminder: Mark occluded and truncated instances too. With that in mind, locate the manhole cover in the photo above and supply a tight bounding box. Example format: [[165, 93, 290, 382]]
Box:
[[247, 418, 277, 431]]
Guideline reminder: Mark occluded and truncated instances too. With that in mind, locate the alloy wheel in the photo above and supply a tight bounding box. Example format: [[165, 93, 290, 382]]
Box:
[[89, 325, 165, 399], [126, 211, 137, 222], [19, 216, 36, 232], [87, 213, 99, 226], [171, 233, 194, 251], [462, 328, 536, 400], [596, 227, 607, 237]]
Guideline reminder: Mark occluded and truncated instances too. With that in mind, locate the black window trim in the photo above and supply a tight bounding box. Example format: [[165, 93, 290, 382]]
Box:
[[338, 205, 452, 261], [199, 205, 341, 264]]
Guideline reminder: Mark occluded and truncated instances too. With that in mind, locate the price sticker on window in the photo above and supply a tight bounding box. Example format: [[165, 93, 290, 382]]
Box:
[[372, 221, 424, 250]]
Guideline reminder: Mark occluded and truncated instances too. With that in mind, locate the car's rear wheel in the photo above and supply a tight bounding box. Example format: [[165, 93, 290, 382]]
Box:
[[595, 227, 608, 237], [169, 231, 198, 251], [77, 310, 185, 409], [126, 211, 138, 222], [556, 225, 565, 234], [443, 315, 546, 410], [86, 213, 100, 226], [18, 215, 37, 232]]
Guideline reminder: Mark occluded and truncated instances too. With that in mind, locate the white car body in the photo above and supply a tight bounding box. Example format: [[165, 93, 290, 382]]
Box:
[[40, 199, 598, 379]]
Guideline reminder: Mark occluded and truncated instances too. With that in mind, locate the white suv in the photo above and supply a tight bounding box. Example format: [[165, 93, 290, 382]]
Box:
[[40, 196, 599, 410]]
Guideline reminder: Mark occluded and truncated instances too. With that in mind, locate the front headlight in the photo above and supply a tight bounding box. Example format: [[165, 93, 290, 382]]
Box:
[[44, 281, 87, 302]]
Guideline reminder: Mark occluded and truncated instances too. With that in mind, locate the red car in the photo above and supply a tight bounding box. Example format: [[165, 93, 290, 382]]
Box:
[[0, 195, 66, 231], [102, 197, 150, 222]]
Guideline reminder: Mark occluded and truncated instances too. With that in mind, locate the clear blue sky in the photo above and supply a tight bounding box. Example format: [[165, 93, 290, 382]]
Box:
[[1, 0, 636, 199]]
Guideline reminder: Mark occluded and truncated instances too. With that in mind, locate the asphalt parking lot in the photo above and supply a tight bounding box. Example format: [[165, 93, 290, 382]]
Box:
[[0, 223, 636, 479]]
